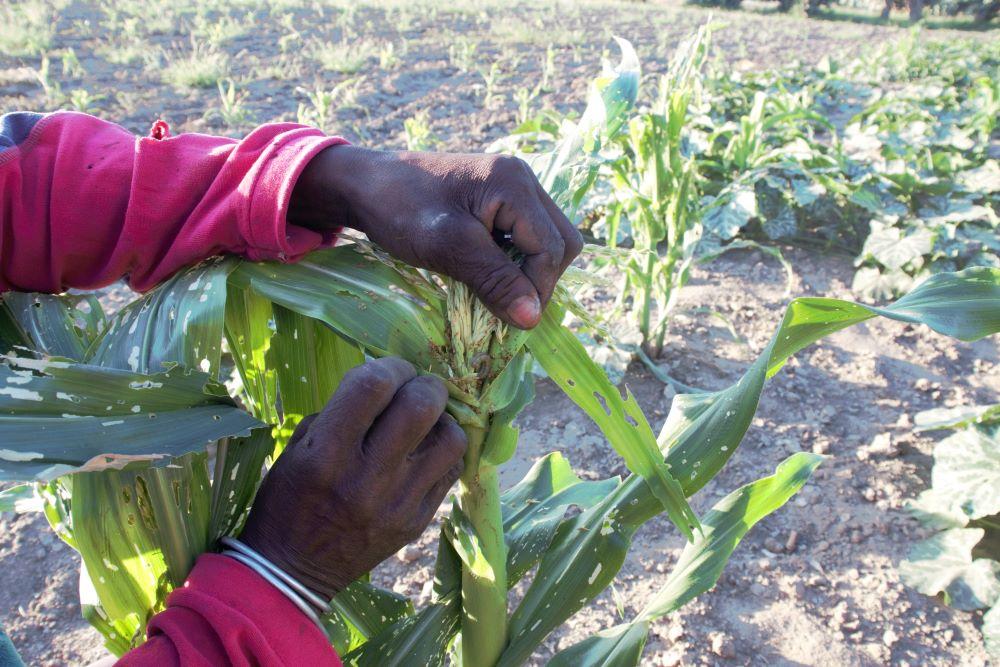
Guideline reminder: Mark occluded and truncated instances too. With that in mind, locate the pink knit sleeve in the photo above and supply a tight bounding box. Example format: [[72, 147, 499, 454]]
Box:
[[116, 554, 342, 667], [0, 111, 346, 294]]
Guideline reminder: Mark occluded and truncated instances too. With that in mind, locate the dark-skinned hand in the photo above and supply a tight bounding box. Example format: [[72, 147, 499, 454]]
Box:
[[239, 357, 467, 599], [289, 146, 584, 329]]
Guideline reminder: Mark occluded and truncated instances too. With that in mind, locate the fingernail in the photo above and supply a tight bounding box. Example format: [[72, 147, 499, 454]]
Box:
[[508, 295, 541, 328]]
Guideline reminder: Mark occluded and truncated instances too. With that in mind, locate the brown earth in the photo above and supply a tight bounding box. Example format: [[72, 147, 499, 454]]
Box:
[[1, 1, 997, 665]]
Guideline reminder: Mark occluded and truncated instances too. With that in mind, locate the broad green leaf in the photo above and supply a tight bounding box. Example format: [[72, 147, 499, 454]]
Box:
[[541, 454, 820, 667], [231, 246, 447, 373], [639, 453, 822, 618], [527, 307, 699, 541], [0, 357, 261, 481], [71, 454, 212, 652], [343, 592, 460, 667], [0, 292, 105, 360], [224, 284, 278, 423], [87, 259, 233, 376], [924, 426, 1000, 522], [269, 304, 364, 451], [501, 453, 619, 584], [860, 219, 934, 271], [984, 603, 1000, 658], [209, 430, 272, 541], [877, 267, 1000, 342], [900, 528, 1000, 611], [0, 625, 25, 667], [502, 269, 1000, 664], [327, 580, 413, 655], [548, 622, 649, 667], [0, 484, 40, 513], [914, 404, 1000, 431], [703, 185, 756, 240]]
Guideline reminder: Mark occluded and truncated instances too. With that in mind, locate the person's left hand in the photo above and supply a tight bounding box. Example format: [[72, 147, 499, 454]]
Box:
[[289, 146, 583, 329]]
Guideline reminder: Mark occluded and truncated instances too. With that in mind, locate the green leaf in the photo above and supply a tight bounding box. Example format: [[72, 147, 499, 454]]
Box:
[[984, 603, 1000, 658], [87, 259, 233, 376], [548, 622, 649, 667], [269, 304, 364, 451], [860, 219, 935, 271], [230, 246, 447, 373], [915, 404, 1000, 431], [502, 268, 1000, 664], [224, 284, 278, 423], [0, 357, 261, 481], [703, 185, 756, 240], [501, 453, 619, 584], [327, 580, 413, 655], [71, 454, 212, 652], [0, 484, 40, 513], [900, 527, 1000, 611], [527, 307, 699, 541], [640, 452, 822, 618], [0, 292, 105, 360], [924, 426, 1000, 522], [209, 430, 272, 540], [343, 593, 460, 667]]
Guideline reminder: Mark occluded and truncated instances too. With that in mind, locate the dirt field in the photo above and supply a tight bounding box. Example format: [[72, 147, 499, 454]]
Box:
[[0, 0, 997, 665]]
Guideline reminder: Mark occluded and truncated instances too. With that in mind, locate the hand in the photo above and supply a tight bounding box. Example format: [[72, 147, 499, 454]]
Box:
[[289, 146, 583, 329], [239, 357, 467, 599]]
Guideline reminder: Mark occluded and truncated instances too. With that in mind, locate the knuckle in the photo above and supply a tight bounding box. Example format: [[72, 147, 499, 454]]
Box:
[[349, 362, 396, 396], [565, 228, 585, 258], [471, 262, 523, 303], [400, 377, 447, 420]]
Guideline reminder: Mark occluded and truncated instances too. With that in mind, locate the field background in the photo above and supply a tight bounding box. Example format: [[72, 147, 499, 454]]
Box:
[[1, 0, 998, 665]]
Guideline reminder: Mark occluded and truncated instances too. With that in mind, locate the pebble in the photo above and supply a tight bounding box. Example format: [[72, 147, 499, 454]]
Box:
[[786, 530, 799, 553], [396, 544, 421, 564], [709, 632, 736, 659], [883, 628, 899, 647], [764, 537, 784, 554], [667, 623, 685, 642]]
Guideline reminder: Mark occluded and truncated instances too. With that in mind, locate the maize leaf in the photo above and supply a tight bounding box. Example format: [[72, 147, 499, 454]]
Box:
[[0, 292, 105, 360], [0, 357, 260, 481], [501, 268, 1000, 664], [224, 284, 279, 423], [86, 259, 233, 377], [547, 453, 821, 667], [231, 247, 447, 373], [526, 307, 700, 540], [71, 454, 212, 652]]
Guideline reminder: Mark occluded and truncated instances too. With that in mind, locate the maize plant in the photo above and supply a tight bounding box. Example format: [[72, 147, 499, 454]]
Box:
[[2, 37, 1000, 667]]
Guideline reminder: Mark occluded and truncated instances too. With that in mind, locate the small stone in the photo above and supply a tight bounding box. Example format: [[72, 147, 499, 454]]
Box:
[[863, 487, 877, 502], [914, 378, 932, 392], [709, 632, 735, 659], [764, 537, 784, 554], [786, 530, 799, 553], [661, 646, 684, 667], [396, 544, 421, 564], [758, 557, 772, 571], [883, 628, 899, 647], [662, 384, 677, 404], [895, 413, 912, 429], [667, 623, 685, 642], [850, 530, 863, 544], [750, 582, 766, 596]]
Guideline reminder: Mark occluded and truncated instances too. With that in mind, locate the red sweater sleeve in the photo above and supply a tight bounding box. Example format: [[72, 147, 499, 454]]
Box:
[[0, 111, 346, 294], [116, 554, 342, 667]]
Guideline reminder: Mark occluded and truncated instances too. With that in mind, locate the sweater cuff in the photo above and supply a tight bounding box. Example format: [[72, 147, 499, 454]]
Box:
[[165, 553, 340, 665], [244, 130, 349, 262]]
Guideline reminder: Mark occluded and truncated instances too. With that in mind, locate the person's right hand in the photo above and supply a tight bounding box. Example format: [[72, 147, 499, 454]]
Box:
[[239, 357, 467, 599]]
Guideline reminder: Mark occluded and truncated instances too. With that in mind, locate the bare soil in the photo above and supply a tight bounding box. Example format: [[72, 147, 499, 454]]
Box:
[[1, 1, 997, 665]]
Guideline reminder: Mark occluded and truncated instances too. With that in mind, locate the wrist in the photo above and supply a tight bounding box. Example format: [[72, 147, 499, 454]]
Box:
[[288, 144, 377, 234]]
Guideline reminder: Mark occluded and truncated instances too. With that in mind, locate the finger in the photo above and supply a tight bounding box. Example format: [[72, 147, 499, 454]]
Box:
[[285, 413, 318, 449], [445, 217, 545, 329], [364, 374, 449, 467], [492, 190, 566, 309], [408, 413, 468, 493], [535, 183, 584, 273], [413, 459, 464, 533], [310, 357, 417, 448]]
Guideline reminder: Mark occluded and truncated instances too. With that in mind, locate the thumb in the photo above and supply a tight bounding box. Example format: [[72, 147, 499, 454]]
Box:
[[447, 222, 542, 329]]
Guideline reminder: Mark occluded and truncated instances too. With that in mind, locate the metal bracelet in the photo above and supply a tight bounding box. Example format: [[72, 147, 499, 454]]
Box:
[[221, 549, 329, 637], [220, 537, 332, 615]]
